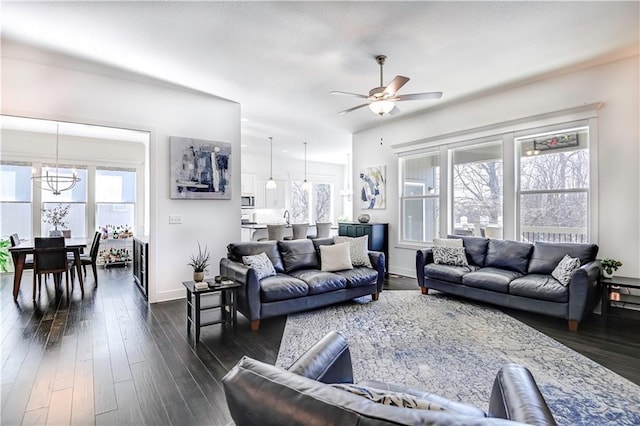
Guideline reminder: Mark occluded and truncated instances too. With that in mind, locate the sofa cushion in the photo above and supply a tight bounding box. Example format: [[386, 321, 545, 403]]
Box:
[[462, 267, 523, 293], [278, 239, 319, 273], [509, 274, 568, 303], [260, 274, 309, 302], [228, 241, 284, 273], [289, 270, 347, 295], [334, 235, 372, 268], [528, 242, 599, 275], [448, 235, 489, 266], [242, 252, 276, 280], [334, 267, 378, 288], [551, 254, 581, 286], [484, 240, 533, 274], [424, 263, 479, 284], [432, 246, 468, 267], [331, 383, 446, 411], [320, 243, 353, 272]]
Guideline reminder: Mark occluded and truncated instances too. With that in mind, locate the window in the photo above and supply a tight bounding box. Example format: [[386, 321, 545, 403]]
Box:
[[96, 168, 136, 235], [451, 141, 503, 238], [1, 162, 33, 239], [291, 180, 333, 224], [517, 127, 589, 243], [400, 152, 440, 243], [41, 167, 88, 238]]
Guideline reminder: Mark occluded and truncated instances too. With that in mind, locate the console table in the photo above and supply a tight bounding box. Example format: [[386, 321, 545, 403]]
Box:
[[601, 276, 640, 318], [338, 222, 389, 276]]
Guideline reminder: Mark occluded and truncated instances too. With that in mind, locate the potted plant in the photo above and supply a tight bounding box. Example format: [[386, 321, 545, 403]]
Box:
[[42, 203, 70, 236], [601, 258, 622, 279], [188, 242, 210, 282], [0, 238, 11, 273]]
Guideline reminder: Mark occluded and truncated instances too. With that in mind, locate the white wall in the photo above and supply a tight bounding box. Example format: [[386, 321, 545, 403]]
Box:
[[2, 56, 241, 302], [353, 56, 639, 278]]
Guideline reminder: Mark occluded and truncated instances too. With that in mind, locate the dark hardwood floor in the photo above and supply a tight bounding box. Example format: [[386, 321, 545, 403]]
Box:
[[2, 269, 639, 425]]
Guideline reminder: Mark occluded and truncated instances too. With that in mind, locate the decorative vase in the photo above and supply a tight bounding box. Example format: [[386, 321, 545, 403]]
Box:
[[49, 230, 63, 237], [193, 271, 205, 282], [357, 214, 370, 224]]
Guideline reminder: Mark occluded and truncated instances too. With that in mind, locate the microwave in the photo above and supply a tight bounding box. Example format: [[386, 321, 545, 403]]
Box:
[[241, 195, 255, 208]]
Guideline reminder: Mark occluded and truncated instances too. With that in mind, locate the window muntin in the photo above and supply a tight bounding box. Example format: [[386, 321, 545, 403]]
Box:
[[1, 162, 33, 239], [291, 181, 333, 224], [400, 152, 439, 243], [451, 141, 503, 238]]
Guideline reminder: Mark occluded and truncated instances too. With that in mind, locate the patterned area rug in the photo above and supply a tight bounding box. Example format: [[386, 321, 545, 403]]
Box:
[[276, 290, 640, 425]]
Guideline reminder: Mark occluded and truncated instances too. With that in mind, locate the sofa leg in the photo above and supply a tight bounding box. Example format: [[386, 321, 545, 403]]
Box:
[[568, 320, 578, 332], [421, 287, 428, 295], [372, 292, 379, 301], [250, 320, 260, 331]]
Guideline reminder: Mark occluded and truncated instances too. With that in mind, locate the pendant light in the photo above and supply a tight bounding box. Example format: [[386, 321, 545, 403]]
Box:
[[301, 142, 311, 191], [32, 123, 81, 195], [266, 137, 276, 189]]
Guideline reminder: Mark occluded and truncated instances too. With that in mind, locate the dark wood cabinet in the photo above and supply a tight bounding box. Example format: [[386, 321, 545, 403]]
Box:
[[133, 236, 148, 300], [338, 222, 389, 276]]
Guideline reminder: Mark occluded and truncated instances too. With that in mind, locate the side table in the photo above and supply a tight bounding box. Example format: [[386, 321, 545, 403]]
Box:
[[601, 276, 640, 318], [182, 279, 241, 344]]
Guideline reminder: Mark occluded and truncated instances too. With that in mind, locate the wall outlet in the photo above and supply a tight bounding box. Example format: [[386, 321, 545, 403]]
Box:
[[169, 215, 182, 224]]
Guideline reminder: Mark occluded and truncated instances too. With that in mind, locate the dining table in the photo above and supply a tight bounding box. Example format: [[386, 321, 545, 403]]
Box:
[[9, 237, 87, 302]]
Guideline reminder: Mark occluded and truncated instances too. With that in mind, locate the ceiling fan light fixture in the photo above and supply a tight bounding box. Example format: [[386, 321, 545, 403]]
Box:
[[369, 100, 395, 116]]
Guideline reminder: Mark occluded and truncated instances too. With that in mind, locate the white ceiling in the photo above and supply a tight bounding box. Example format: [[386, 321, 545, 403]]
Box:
[[2, 1, 638, 164]]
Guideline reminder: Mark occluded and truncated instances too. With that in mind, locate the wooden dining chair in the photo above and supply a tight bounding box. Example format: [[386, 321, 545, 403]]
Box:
[[33, 237, 72, 300], [71, 231, 101, 286]]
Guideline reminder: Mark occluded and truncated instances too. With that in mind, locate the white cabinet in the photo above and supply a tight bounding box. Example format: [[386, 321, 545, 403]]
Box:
[[241, 173, 255, 195], [254, 179, 286, 209]]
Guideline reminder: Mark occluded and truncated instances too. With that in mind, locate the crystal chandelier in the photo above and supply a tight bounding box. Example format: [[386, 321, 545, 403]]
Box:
[[32, 124, 81, 195]]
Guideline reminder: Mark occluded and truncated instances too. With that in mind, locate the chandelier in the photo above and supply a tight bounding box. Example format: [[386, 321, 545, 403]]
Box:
[[266, 136, 276, 189], [32, 124, 81, 195]]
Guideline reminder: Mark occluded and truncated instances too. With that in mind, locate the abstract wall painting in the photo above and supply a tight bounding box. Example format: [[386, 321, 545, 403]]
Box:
[[170, 136, 231, 200], [360, 165, 386, 209]]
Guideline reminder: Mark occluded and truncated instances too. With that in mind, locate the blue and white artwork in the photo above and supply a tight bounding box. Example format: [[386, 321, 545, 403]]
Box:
[[170, 136, 231, 200], [360, 165, 386, 209]]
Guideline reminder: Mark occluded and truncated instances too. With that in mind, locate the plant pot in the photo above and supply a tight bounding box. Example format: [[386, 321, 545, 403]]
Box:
[[193, 271, 205, 282], [602, 270, 613, 279]]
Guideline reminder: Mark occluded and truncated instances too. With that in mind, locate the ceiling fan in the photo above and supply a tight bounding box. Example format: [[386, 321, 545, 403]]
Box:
[[331, 55, 443, 116]]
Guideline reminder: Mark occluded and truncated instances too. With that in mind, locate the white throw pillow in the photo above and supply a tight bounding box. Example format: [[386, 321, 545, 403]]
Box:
[[320, 243, 353, 272], [433, 238, 463, 248], [242, 251, 277, 280], [432, 246, 469, 267], [333, 235, 372, 268], [551, 254, 581, 286]]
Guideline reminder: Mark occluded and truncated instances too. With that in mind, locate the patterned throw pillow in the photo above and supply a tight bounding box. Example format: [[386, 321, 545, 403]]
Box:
[[331, 383, 446, 411], [551, 254, 581, 286], [242, 251, 277, 280], [432, 246, 469, 267], [333, 235, 372, 268]]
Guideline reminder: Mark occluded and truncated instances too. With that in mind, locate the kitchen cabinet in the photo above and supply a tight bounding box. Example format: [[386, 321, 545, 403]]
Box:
[[241, 173, 255, 195], [133, 236, 148, 300], [255, 179, 286, 209], [338, 222, 389, 276]]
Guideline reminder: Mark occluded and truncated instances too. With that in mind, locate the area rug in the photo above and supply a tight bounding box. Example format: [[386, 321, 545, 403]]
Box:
[[276, 290, 640, 425]]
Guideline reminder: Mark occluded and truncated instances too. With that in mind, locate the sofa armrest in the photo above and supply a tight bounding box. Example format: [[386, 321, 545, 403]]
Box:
[[415, 249, 433, 288], [489, 364, 557, 425], [568, 260, 601, 322], [220, 258, 261, 321], [368, 251, 385, 293], [287, 331, 354, 384]]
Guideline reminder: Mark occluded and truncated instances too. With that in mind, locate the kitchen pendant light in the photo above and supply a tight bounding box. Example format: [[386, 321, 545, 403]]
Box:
[[301, 142, 311, 191], [266, 136, 276, 189], [32, 123, 81, 195]]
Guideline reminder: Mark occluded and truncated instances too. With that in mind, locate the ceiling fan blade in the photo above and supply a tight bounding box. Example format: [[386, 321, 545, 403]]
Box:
[[330, 91, 368, 99], [388, 105, 401, 116], [383, 76, 410, 96], [396, 92, 443, 101], [338, 103, 370, 115]]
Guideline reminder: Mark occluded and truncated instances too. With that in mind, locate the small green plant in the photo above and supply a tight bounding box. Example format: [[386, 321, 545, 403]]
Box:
[[0, 238, 11, 273], [42, 203, 70, 230], [188, 242, 210, 273], [601, 258, 622, 276]]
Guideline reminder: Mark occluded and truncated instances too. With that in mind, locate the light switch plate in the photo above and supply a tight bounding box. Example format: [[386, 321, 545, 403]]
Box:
[[169, 215, 182, 224]]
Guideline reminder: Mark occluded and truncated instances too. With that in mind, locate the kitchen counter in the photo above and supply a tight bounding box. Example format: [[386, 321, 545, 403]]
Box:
[[240, 223, 337, 241]]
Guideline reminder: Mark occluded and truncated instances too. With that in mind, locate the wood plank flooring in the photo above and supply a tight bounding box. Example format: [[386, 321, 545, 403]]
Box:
[[2, 269, 639, 425]]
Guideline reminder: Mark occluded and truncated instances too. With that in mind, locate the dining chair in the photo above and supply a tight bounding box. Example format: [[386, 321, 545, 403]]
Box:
[[71, 231, 101, 286], [266, 224, 286, 241], [33, 237, 72, 300], [10, 233, 35, 272]]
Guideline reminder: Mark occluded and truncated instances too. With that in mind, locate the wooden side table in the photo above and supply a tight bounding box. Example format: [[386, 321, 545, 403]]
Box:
[[182, 279, 241, 344], [601, 276, 640, 318]]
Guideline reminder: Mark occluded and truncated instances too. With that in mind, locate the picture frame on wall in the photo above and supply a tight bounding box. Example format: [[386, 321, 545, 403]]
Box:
[[360, 165, 386, 209], [170, 136, 232, 200]]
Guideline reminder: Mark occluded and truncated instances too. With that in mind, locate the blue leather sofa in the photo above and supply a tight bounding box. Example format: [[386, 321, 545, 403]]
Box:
[[220, 238, 385, 330], [416, 236, 601, 332]]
